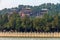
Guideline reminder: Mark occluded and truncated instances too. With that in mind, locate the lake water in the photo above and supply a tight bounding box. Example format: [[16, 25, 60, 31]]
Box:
[[0, 38, 60, 40]]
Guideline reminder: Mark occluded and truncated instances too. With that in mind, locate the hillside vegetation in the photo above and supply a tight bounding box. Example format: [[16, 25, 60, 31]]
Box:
[[0, 3, 60, 32]]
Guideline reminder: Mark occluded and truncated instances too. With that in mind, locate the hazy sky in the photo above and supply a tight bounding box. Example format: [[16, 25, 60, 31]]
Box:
[[0, 0, 60, 10]]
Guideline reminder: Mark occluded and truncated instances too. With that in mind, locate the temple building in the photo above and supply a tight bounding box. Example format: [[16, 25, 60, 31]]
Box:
[[36, 8, 48, 18], [19, 7, 32, 17], [40, 9, 48, 15]]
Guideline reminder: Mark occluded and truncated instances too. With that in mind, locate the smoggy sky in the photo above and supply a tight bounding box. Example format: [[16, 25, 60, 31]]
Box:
[[0, 0, 60, 10]]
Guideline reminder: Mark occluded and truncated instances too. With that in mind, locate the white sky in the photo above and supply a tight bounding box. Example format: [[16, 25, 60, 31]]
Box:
[[0, 0, 60, 10]]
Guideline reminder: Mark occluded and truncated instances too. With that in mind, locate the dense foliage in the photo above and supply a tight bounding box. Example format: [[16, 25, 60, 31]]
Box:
[[0, 3, 60, 32], [0, 12, 60, 32]]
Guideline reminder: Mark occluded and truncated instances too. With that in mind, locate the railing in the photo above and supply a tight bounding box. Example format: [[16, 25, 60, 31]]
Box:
[[0, 32, 60, 38]]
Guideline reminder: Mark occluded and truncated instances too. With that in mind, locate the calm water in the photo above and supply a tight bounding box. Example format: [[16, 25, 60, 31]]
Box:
[[0, 38, 60, 40]]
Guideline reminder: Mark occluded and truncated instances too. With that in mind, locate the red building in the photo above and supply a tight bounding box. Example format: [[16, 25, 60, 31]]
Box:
[[19, 7, 32, 17]]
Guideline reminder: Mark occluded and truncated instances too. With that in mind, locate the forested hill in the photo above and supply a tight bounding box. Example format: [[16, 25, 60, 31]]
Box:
[[0, 3, 60, 16], [1, 3, 60, 32]]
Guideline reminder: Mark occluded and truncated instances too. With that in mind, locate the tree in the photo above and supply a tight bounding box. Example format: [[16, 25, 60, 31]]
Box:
[[21, 15, 32, 32]]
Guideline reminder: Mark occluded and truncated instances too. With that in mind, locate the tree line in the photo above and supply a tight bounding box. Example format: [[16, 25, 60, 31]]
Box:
[[0, 12, 60, 32]]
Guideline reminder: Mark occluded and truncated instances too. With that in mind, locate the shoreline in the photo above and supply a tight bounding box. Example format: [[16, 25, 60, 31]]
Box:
[[0, 32, 60, 38]]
